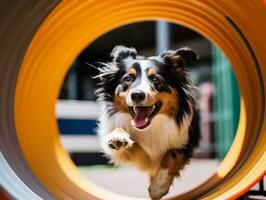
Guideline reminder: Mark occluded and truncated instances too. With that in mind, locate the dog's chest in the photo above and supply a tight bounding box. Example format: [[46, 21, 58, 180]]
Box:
[[111, 113, 190, 162]]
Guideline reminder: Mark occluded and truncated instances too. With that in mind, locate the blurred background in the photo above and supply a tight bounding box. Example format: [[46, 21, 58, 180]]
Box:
[[56, 21, 240, 198]]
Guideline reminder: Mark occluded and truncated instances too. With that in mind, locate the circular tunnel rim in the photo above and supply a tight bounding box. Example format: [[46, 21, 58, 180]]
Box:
[[0, 1, 265, 200]]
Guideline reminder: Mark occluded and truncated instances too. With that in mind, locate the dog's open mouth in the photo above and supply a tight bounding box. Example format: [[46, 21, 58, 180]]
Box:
[[128, 101, 162, 130]]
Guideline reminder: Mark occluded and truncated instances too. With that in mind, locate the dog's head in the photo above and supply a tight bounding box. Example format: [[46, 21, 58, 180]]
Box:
[[96, 45, 197, 131]]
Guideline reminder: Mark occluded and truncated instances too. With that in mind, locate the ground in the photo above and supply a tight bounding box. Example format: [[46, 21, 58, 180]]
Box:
[[79, 159, 220, 198]]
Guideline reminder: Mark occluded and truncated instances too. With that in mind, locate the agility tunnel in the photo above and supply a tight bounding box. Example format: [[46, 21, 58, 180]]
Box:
[[0, 1, 265, 199]]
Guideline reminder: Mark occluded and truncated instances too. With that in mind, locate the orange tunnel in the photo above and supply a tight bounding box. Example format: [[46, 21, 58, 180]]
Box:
[[0, 1, 265, 199]]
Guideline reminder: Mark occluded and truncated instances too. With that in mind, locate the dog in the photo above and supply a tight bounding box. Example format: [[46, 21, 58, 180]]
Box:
[[95, 45, 200, 199]]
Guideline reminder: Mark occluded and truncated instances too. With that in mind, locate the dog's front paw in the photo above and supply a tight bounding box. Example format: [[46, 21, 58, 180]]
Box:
[[105, 128, 134, 150], [148, 169, 172, 199]]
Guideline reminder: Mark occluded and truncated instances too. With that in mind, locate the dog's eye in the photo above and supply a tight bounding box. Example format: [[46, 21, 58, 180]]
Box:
[[151, 76, 161, 85], [122, 75, 133, 84]]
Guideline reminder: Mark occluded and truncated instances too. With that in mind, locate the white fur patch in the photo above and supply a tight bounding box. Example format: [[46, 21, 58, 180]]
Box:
[[130, 114, 190, 162], [126, 59, 154, 106], [98, 102, 192, 163]]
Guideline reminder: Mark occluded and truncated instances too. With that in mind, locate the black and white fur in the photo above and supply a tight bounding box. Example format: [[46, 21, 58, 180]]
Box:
[[95, 46, 200, 199]]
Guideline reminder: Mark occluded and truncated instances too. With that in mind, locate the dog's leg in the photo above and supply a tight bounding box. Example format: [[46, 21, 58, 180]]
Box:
[[148, 149, 188, 199], [102, 128, 134, 153], [102, 128, 152, 169]]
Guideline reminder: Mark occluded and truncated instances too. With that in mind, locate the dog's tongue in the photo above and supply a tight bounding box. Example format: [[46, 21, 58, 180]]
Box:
[[131, 107, 152, 128]]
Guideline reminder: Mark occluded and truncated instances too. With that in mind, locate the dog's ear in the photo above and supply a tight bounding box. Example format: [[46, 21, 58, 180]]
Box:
[[160, 47, 197, 66], [110, 45, 137, 63]]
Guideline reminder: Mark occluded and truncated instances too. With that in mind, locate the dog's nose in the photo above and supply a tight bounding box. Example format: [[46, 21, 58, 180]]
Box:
[[131, 91, 145, 104]]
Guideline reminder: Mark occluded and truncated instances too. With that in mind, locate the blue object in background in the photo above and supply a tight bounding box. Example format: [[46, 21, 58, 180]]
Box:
[[58, 119, 98, 135]]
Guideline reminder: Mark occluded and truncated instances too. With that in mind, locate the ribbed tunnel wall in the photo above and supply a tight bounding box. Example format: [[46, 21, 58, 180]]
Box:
[[0, 1, 265, 199]]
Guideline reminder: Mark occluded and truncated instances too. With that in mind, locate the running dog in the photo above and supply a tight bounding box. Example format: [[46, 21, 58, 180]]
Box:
[[95, 45, 200, 199]]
